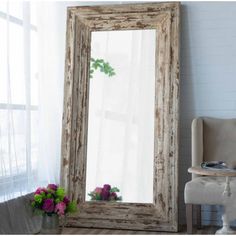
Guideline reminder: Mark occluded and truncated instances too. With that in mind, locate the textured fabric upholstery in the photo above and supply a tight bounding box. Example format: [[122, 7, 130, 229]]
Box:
[[185, 117, 236, 205], [191, 118, 203, 179], [203, 117, 236, 166], [184, 176, 236, 204], [0, 193, 41, 234]]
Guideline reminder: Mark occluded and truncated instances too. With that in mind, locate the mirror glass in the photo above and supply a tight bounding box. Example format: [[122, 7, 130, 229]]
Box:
[[86, 29, 156, 203]]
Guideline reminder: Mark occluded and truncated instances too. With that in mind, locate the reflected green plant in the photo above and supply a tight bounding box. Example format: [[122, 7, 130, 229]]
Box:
[[90, 57, 116, 79]]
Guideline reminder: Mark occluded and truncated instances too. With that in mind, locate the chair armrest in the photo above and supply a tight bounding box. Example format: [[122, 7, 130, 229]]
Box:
[[192, 118, 204, 179]]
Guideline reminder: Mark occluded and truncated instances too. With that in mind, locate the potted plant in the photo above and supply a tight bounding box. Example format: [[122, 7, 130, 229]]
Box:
[[31, 184, 77, 234], [88, 184, 122, 201]]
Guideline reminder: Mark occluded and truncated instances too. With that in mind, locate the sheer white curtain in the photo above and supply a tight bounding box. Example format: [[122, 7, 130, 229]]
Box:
[[36, 1, 66, 188], [0, 1, 71, 202], [86, 30, 156, 203], [0, 0, 154, 203]]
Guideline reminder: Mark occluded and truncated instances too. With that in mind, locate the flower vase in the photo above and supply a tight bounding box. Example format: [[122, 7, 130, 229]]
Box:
[[40, 214, 60, 234]]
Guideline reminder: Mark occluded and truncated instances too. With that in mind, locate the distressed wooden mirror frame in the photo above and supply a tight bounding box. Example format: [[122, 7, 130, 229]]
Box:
[[61, 2, 180, 232]]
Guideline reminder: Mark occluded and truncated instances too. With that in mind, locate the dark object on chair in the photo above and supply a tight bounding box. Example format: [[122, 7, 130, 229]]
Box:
[[201, 161, 227, 169]]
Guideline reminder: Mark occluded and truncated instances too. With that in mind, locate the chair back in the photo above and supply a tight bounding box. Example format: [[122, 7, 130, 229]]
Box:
[[192, 117, 236, 178]]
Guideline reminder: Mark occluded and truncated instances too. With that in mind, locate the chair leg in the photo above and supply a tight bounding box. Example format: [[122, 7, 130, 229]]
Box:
[[186, 204, 193, 234], [196, 205, 201, 229]]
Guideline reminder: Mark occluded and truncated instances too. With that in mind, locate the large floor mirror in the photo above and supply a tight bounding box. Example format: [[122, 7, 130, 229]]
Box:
[[61, 2, 180, 232]]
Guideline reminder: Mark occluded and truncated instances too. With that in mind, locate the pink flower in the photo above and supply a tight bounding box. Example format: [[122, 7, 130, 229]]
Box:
[[63, 196, 70, 205], [35, 188, 42, 195], [55, 202, 66, 216], [42, 199, 54, 213], [35, 187, 47, 195], [47, 184, 58, 191], [95, 187, 102, 194]]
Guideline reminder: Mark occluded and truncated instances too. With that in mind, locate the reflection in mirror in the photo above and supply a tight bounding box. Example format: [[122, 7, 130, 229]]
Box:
[[86, 29, 156, 203]]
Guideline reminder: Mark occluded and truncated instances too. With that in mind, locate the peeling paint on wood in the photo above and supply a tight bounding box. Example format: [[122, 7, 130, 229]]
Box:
[[61, 2, 180, 232]]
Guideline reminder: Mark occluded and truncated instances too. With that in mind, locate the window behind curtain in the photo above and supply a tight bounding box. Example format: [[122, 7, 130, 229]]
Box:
[[0, 1, 39, 202]]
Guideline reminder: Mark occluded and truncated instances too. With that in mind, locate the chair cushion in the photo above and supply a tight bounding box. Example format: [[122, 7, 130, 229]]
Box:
[[184, 176, 236, 204]]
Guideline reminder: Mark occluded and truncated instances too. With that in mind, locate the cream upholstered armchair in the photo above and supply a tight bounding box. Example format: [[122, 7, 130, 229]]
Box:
[[184, 117, 236, 234]]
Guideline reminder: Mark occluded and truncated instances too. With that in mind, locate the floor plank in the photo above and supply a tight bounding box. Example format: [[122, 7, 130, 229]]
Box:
[[61, 225, 221, 234]]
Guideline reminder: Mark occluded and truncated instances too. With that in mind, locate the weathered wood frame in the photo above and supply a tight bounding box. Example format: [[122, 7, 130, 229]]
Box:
[[61, 2, 180, 232]]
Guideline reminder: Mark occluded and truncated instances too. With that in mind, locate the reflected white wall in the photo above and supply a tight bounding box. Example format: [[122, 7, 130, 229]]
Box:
[[86, 30, 156, 203]]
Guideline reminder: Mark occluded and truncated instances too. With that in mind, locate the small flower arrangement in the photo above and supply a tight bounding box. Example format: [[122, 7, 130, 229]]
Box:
[[88, 184, 122, 201], [31, 184, 77, 216]]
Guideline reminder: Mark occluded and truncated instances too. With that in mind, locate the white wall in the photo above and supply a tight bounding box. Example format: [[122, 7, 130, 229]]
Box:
[[50, 1, 236, 226], [180, 2, 236, 226]]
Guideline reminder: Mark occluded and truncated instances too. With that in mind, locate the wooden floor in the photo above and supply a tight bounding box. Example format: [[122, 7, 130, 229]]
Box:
[[61, 226, 219, 234]]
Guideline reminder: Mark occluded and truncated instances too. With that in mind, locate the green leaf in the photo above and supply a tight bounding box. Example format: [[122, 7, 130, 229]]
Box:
[[89, 57, 116, 79], [55, 187, 65, 200], [97, 59, 103, 63], [41, 191, 46, 199], [117, 196, 122, 201], [110, 187, 120, 193], [55, 198, 61, 204], [67, 201, 78, 213], [95, 193, 102, 200], [31, 201, 36, 208], [34, 194, 43, 204], [46, 193, 52, 199]]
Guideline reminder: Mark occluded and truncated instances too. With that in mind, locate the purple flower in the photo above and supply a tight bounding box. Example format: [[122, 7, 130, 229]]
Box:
[[47, 184, 58, 191], [103, 184, 111, 191], [101, 189, 110, 200], [109, 192, 117, 200], [63, 196, 70, 205], [42, 199, 54, 213], [55, 202, 66, 216]]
